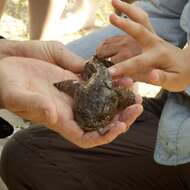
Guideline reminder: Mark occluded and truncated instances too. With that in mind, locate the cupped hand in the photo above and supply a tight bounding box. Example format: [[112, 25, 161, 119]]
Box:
[[0, 56, 143, 148], [0, 56, 78, 125], [108, 0, 190, 92]]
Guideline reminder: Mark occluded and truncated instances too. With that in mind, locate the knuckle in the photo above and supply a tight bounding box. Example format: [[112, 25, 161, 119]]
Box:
[[142, 12, 149, 22], [156, 45, 170, 60]]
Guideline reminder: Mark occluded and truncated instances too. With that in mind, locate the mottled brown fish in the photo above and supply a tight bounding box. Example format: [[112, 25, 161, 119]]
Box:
[[54, 56, 135, 133]]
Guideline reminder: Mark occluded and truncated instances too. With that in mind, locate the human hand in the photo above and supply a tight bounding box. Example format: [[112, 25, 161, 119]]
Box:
[[0, 39, 85, 73], [108, 0, 190, 92], [96, 35, 141, 63], [0, 56, 143, 148], [0, 56, 79, 125]]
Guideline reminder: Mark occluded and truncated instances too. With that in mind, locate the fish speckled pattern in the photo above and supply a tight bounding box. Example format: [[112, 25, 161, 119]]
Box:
[[54, 56, 135, 132]]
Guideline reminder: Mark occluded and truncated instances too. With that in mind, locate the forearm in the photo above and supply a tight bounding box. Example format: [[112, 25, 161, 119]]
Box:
[[0, 0, 7, 18], [28, 0, 66, 40]]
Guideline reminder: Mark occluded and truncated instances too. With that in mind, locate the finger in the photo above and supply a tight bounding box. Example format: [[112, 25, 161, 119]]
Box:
[[6, 88, 57, 125], [129, 71, 154, 83], [113, 77, 134, 87], [149, 69, 169, 86], [103, 35, 126, 44], [48, 41, 85, 73], [114, 77, 143, 103], [96, 35, 129, 58], [55, 120, 84, 144], [110, 14, 156, 47], [112, 0, 154, 32], [109, 52, 154, 77], [110, 51, 132, 63], [119, 104, 143, 127], [57, 119, 126, 149], [135, 94, 143, 104], [96, 43, 119, 58], [81, 121, 127, 148]]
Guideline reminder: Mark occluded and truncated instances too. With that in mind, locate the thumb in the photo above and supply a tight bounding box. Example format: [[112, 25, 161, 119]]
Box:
[[148, 69, 170, 88], [47, 41, 85, 73], [119, 104, 143, 127], [5, 89, 57, 125], [149, 69, 183, 92], [109, 52, 152, 78]]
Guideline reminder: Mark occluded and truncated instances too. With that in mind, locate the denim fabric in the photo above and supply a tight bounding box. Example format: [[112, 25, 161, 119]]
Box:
[[66, 0, 190, 166], [154, 93, 190, 165]]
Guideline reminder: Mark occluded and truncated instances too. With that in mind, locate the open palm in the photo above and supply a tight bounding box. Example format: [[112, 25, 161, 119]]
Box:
[[0, 56, 143, 148]]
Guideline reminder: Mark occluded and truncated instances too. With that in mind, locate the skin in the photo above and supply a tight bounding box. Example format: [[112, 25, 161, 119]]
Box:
[[0, 39, 143, 148], [100, 0, 190, 92], [96, 34, 141, 63], [0, 0, 6, 18], [28, 0, 66, 40], [0, 0, 65, 39]]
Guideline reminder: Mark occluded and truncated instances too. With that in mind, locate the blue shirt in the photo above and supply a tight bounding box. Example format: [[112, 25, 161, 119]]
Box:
[[135, 0, 190, 165]]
